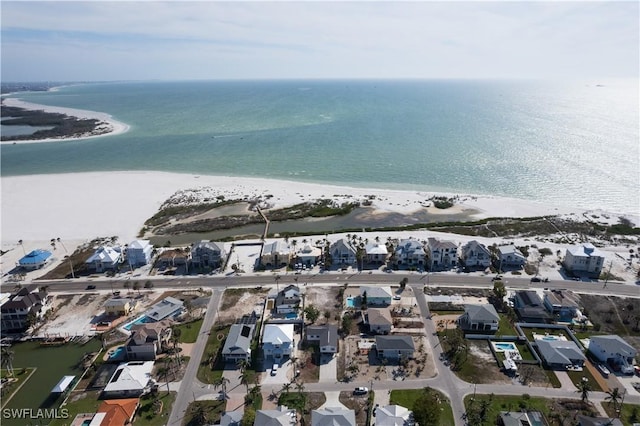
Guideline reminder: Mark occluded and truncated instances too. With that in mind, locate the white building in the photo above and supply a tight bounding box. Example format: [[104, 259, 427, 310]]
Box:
[[588, 335, 636, 374], [85, 246, 122, 272], [296, 244, 322, 267], [330, 238, 357, 267], [127, 240, 153, 267], [460, 240, 491, 269], [563, 243, 605, 277], [102, 361, 154, 398], [394, 239, 426, 267], [497, 245, 527, 269], [426, 238, 458, 270], [365, 242, 389, 265], [262, 324, 294, 360]]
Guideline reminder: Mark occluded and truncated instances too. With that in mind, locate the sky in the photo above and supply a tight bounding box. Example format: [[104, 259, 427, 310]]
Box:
[[1, 1, 638, 82]]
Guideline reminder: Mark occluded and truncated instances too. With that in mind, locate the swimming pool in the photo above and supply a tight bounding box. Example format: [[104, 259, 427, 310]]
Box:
[[346, 297, 356, 308], [285, 313, 298, 320], [492, 342, 517, 352], [108, 346, 126, 361], [122, 315, 153, 331]]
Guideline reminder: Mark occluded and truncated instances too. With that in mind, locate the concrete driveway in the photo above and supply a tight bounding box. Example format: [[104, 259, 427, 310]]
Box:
[[261, 358, 292, 386], [319, 354, 337, 383], [320, 391, 349, 409]]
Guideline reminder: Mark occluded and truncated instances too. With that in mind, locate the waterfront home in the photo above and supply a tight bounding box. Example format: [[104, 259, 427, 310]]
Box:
[[18, 249, 52, 270], [262, 323, 294, 360], [426, 237, 458, 270], [85, 246, 122, 272], [92, 398, 140, 426], [102, 361, 154, 398], [365, 308, 393, 334], [1, 287, 52, 332], [543, 290, 581, 321], [222, 323, 256, 363], [126, 239, 153, 267], [274, 284, 301, 314], [365, 242, 389, 265], [144, 296, 184, 322], [296, 243, 322, 267], [126, 320, 172, 361], [360, 286, 392, 306], [190, 240, 226, 269], [156, 248, 190, 268], [514, 291, 552, 323], [460, 240, 492, 269], [104, 297, 137, 317], [311, 407, 356, 426], [457, 304, 499, 333], [305, 324, 339, 354], [255, 405, 296, 426], [563, 243, 605, 278], [535, 340, 585, 370], [330, 238, 357, 267], [394, 239, 426, 267], [375, 405, 413, 426], [375, 335, 415, 361], [261, 240, 292, 268], [588, 335, 636, 374], [497, 245, 527, 269]]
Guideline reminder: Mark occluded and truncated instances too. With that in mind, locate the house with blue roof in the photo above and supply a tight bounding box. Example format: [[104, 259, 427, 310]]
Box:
[[18, 249, 52, 270]]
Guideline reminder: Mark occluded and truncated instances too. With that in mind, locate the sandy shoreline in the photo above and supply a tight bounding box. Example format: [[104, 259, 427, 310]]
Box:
[[1, 97, 130, 144]]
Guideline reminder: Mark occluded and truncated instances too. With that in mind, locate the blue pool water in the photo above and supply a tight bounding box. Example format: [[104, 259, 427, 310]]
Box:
[[346, 298, 356, 308], [285, 313, 298, 319], [109, 346, 125, 360], [542, 336, 559, 341], [123, 315, 153, 331], [493, 342, 517, 352]]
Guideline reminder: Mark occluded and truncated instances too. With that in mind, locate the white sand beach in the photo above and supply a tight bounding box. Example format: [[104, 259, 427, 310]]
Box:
[[1, 97, 130, 143]]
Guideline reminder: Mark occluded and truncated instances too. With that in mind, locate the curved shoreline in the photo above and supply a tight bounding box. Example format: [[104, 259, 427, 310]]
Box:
[[1, 97, 130, 144]]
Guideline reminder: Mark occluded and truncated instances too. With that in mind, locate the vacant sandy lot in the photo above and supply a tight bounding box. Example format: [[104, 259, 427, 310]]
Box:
[[218, 288, 267, 324]]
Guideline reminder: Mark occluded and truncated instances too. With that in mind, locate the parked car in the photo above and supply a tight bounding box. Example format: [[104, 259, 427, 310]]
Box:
[[271, 364, 279, 376], [353, 387, 368, 395], [492, 275, 503, 281], [530, 277, 541, 282], [86, 285, 96, 290], [393, 295, 401, 300]]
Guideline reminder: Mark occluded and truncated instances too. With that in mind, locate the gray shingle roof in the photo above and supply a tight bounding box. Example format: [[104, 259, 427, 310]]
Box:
[[375, 335, 415, 351]]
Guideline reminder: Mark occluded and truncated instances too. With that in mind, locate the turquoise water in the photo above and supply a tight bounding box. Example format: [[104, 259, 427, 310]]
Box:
[[285, 313, 298, 319], [108, 346, 126, 360], [493, 342, 517, 351], [346, 297, 356, 308], [1, 79, 638, 213], [122, 314, 152, 331]]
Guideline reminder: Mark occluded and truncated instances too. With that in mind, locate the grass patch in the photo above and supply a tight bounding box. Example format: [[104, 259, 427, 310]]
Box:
[[566, 369, 604, 392], [182, 400, 226, 426], [173, 319, 204, 344], [135, 392, 176, 426], [390, 388, 454, 426], [515, 343, 535, 361], [496, 315, 516, 336], [197, 324, 230, 384], [544, 370, 562, 388], [48, 391, 101, 426], [602, 402, 640, 424]]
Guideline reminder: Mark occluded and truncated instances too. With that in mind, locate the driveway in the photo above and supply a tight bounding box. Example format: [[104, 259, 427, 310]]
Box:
[[319, 354, 337, 383], [553, 371, 576, 390], [261, 358, 292, 386], [320, 391, 349, 409]]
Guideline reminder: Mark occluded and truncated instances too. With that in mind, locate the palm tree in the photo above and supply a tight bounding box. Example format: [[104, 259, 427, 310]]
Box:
[[157, 365, 171, 394], [576, 377, 591, 403], [280, 382, 292, 394], [1, 347, 14, 376], [236, 358, 250, 373], [214, 376, 230, 400], [239, 371, 252, 394], [17, 240, 26, 256], [605, 387, 622, 413], [294, 380, 305, 393]]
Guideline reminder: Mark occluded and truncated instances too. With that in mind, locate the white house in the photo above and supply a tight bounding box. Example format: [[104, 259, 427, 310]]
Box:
[[312, 407, 356, 426], [460, 240, 492, 269], [262, 324, 294, 360], [127, 240, 153, 267], [394, 239, 426, 267], [255, 406, 296, 426], [375, 405, 413, 426], [563, 243, 605, 277], [497, 245, 527, 269], [86, 246, 122, 272], [274, 285, 301, 314], [426, 238, 458, 270], [365, 308, 393, 334], [102, 361, 154, 398], [588, 335, 636, 374], [365, 242, 389, 265], [330, 238, 357, 267], [296, 244, 322, 267]]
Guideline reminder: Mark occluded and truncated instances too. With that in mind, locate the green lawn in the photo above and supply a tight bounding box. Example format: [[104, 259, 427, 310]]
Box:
[[48, 391, 101, 426], [0, 368, 36, 408], [135, 392, 176, 426], [602, 402, 640, 424], [174, 319, 204, 344], [496, 315, 517, 336], [197, 324, 230, 384], [390, 388, 454, 426], [182, 400, 226, 426], [566, 369, 604, 392], [544, 370, 562, 388]]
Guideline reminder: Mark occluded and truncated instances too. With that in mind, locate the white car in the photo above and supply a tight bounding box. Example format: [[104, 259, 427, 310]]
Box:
[[271, 364, 279, 376], [393, 295, 401, 300], [353, 387, 368, 395]]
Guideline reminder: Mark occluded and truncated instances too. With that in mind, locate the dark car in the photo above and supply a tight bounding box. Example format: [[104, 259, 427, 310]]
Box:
[[86, 285, 96, 290], [530, 277, 541, 282]]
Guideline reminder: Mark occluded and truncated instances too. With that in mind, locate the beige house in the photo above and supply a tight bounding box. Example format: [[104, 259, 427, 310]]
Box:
[[104, 298, 137, 316]]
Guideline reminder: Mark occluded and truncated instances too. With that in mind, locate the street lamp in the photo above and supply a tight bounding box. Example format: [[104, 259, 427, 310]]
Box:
[[64, 255, 75, 279]]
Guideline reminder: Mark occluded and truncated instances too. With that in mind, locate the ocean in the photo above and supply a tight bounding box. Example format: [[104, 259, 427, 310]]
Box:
[[1, 79, 638, 214]]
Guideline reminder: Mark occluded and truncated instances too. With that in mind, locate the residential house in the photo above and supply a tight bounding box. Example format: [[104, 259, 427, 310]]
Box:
[[222, 323, 256, 363], [543, 290, 581, 321], [190, 240, 225, 269], [18, 249, 52, 270], [375, 335, 415, 361], [394, 239, 426, 267], [144, 297, 184, 322], [311, 407, 356, 426], [126, 240, 153, 267], [360, 286, 392, 306], [296, 244, 322, 267], [499, 411, 548, 426], [254, 405, 296, 426], [102, 361, 154, 398], [86, 246, 122, 272], [514, 291, 553, 323], [91, 398, 140, 426], [375, 405, 413, 426], [457, 304, 499, 333], [365, 242, 389, 265], [261, 241, 292, 268], [426, 238, 458, 270], [220, 411, 243, 426], [104, 297, 137, 316], [156, 248, 190, 268], [535, 340, 585, 370], [460, 241, 492, 269], [330, 238, 357, 267], [306, 325, 338, 354], [125, 320, 172, 361], [262, 324, 294, 360], [275, 285, 301, 314], [588, 335, 636, 374], [1, 287, 52, 332], [563, 243, 605, 277], [576, 415, 623, 426], [365, 308, 393, 334], [497, 245, 527, 269]]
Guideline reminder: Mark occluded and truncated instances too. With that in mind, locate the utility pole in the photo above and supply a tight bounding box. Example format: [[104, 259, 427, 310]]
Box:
[[603, 260, 613, 289]]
